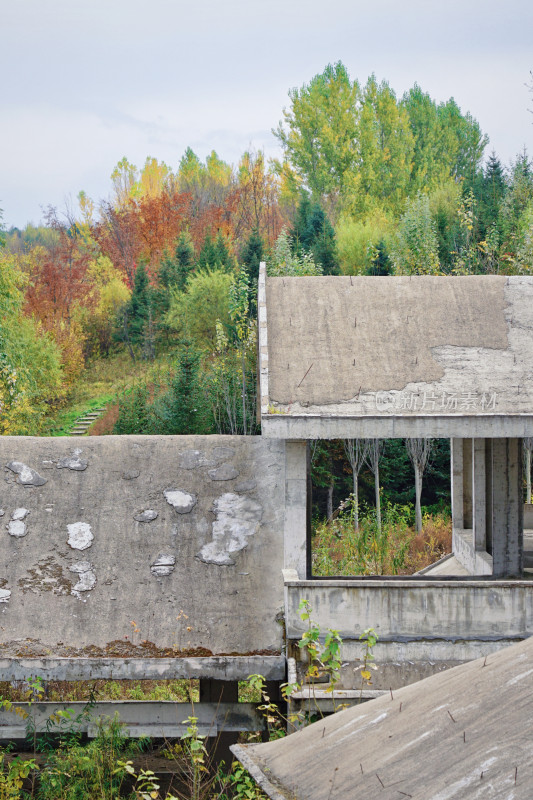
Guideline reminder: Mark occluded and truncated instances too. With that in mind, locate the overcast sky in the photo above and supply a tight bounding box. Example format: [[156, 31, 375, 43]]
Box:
[[1, 0, 532, 228]]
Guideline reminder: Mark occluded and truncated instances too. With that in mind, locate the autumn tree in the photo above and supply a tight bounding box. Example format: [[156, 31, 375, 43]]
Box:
[[274, 61, 360, 208]]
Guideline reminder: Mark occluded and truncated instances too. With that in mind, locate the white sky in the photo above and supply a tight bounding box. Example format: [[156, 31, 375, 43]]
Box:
[[1, 0, 532, 228]]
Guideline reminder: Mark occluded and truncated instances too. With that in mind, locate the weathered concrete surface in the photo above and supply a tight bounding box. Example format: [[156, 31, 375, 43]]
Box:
[[261, 272, 533, 438], [232, 634, 533, 800], [284, 571, 533, 688], [0, 436, 284, 655]]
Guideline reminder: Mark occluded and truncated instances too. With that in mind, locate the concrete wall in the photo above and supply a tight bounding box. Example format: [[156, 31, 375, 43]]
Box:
[[261, 274, 533, 439], [284, 571, 533, 688], [0, 436, 285, 656]]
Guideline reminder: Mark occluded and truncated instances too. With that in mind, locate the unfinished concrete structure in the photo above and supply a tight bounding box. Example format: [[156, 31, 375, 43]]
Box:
[[0, 435, 285, 737], [1, 267, 533, 737], [258, 266, 533, 691]]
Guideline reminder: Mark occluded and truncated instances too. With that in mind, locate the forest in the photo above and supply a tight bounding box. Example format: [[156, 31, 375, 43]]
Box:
[[1, 62, 533, 569]]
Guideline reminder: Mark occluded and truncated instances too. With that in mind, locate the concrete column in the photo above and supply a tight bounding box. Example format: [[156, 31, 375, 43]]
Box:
[[284, 441, 308, 579], [485, 439, 493, 555], [473, 438, 487, 551], [462, 438, 473, 530], [491, 438, 523, 577], [451, 438, 464, 530]]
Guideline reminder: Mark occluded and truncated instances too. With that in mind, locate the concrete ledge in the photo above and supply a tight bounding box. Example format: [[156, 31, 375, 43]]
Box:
[[0, 701, 265, 740], [284, 578, 533, 641], [262, 414, 533, 439], [453, 528, 493, 575], [0, 655, 286, 682]]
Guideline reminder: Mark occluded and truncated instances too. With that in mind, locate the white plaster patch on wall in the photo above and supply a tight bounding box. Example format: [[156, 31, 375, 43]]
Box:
[[67, 522, 94, 550], [197, 493, 263, 566], [0, 589, 11, 603], [69, 562, 96, 596], [208, 463, 239, 481], [6, 461, 47, 486], [7, 508, 30, 538], [57, 451, 88, 471], [164, 489, 197, 514], [150, 553, 176, 576], [134, 510, 158, 522], [179, 449, 212, 469]]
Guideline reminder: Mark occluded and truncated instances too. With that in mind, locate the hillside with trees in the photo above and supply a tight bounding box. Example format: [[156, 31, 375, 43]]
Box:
[[1, 62, 532, 549]]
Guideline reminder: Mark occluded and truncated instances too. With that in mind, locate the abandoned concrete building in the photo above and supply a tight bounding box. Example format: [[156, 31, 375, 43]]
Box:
[[1, 265, 532, 759]]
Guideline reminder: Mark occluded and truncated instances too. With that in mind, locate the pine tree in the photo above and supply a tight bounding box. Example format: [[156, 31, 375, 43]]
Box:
[[240, 226, 264, 285], [153, 340, 212, 434], [120, 261, 155, 360], [291, 195, 339, 274], [197, 232, 217, 271]]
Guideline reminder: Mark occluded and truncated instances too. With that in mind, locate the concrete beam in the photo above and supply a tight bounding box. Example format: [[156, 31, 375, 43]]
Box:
[[0, 656, 286, 682], [261, 414, 533, 440], [0, 701, 265, 739], [284, 577, 533, 642]]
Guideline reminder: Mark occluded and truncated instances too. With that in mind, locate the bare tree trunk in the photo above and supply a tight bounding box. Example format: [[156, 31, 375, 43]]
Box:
[[327, 479, 334, 522], [353, 469, 359, 531], [365, 439, 384, 532], [414, 462, 423, 533], [344, 439, 370, 532], [374, 465, 381, 532], [405, 438, 434, 533]]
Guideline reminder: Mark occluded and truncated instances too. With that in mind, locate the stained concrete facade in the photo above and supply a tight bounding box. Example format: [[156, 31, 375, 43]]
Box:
[[259, 271, 533, 439], [0, 435, 285, 655]]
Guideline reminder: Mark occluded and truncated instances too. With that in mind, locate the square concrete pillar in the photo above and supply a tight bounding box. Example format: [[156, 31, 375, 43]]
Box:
[[462, 438, 473, 530], [490, 438, 523, 577], [451, 438, 464, 530], [473, 438, 487, 551], [284, 441, 308, 579]]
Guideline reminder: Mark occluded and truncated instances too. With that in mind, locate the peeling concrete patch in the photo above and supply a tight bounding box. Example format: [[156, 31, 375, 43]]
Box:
[[18, 558, 72, 595], [69, 562, 96, 594], [178, 450, 211, 469], [7, 509, 30, 538], [164, 489, 197, 514], [8, 520, 26, 537], [134, 510, 158, 522], [6, 461, 47, 486], [235, 480, 257, 493], [67, 522, 94, 550], [0, 589, 11, 603], [57, 454, 88, 471], [150, 554, 176, 576], [208, 463, 239, 481], [213, 446, 235, 460], [122, 470, 140, 480], [197, 493, 263, 565]]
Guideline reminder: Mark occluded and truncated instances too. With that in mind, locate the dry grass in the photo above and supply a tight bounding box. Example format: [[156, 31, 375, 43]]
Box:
[[312, 508, 452, 576]]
